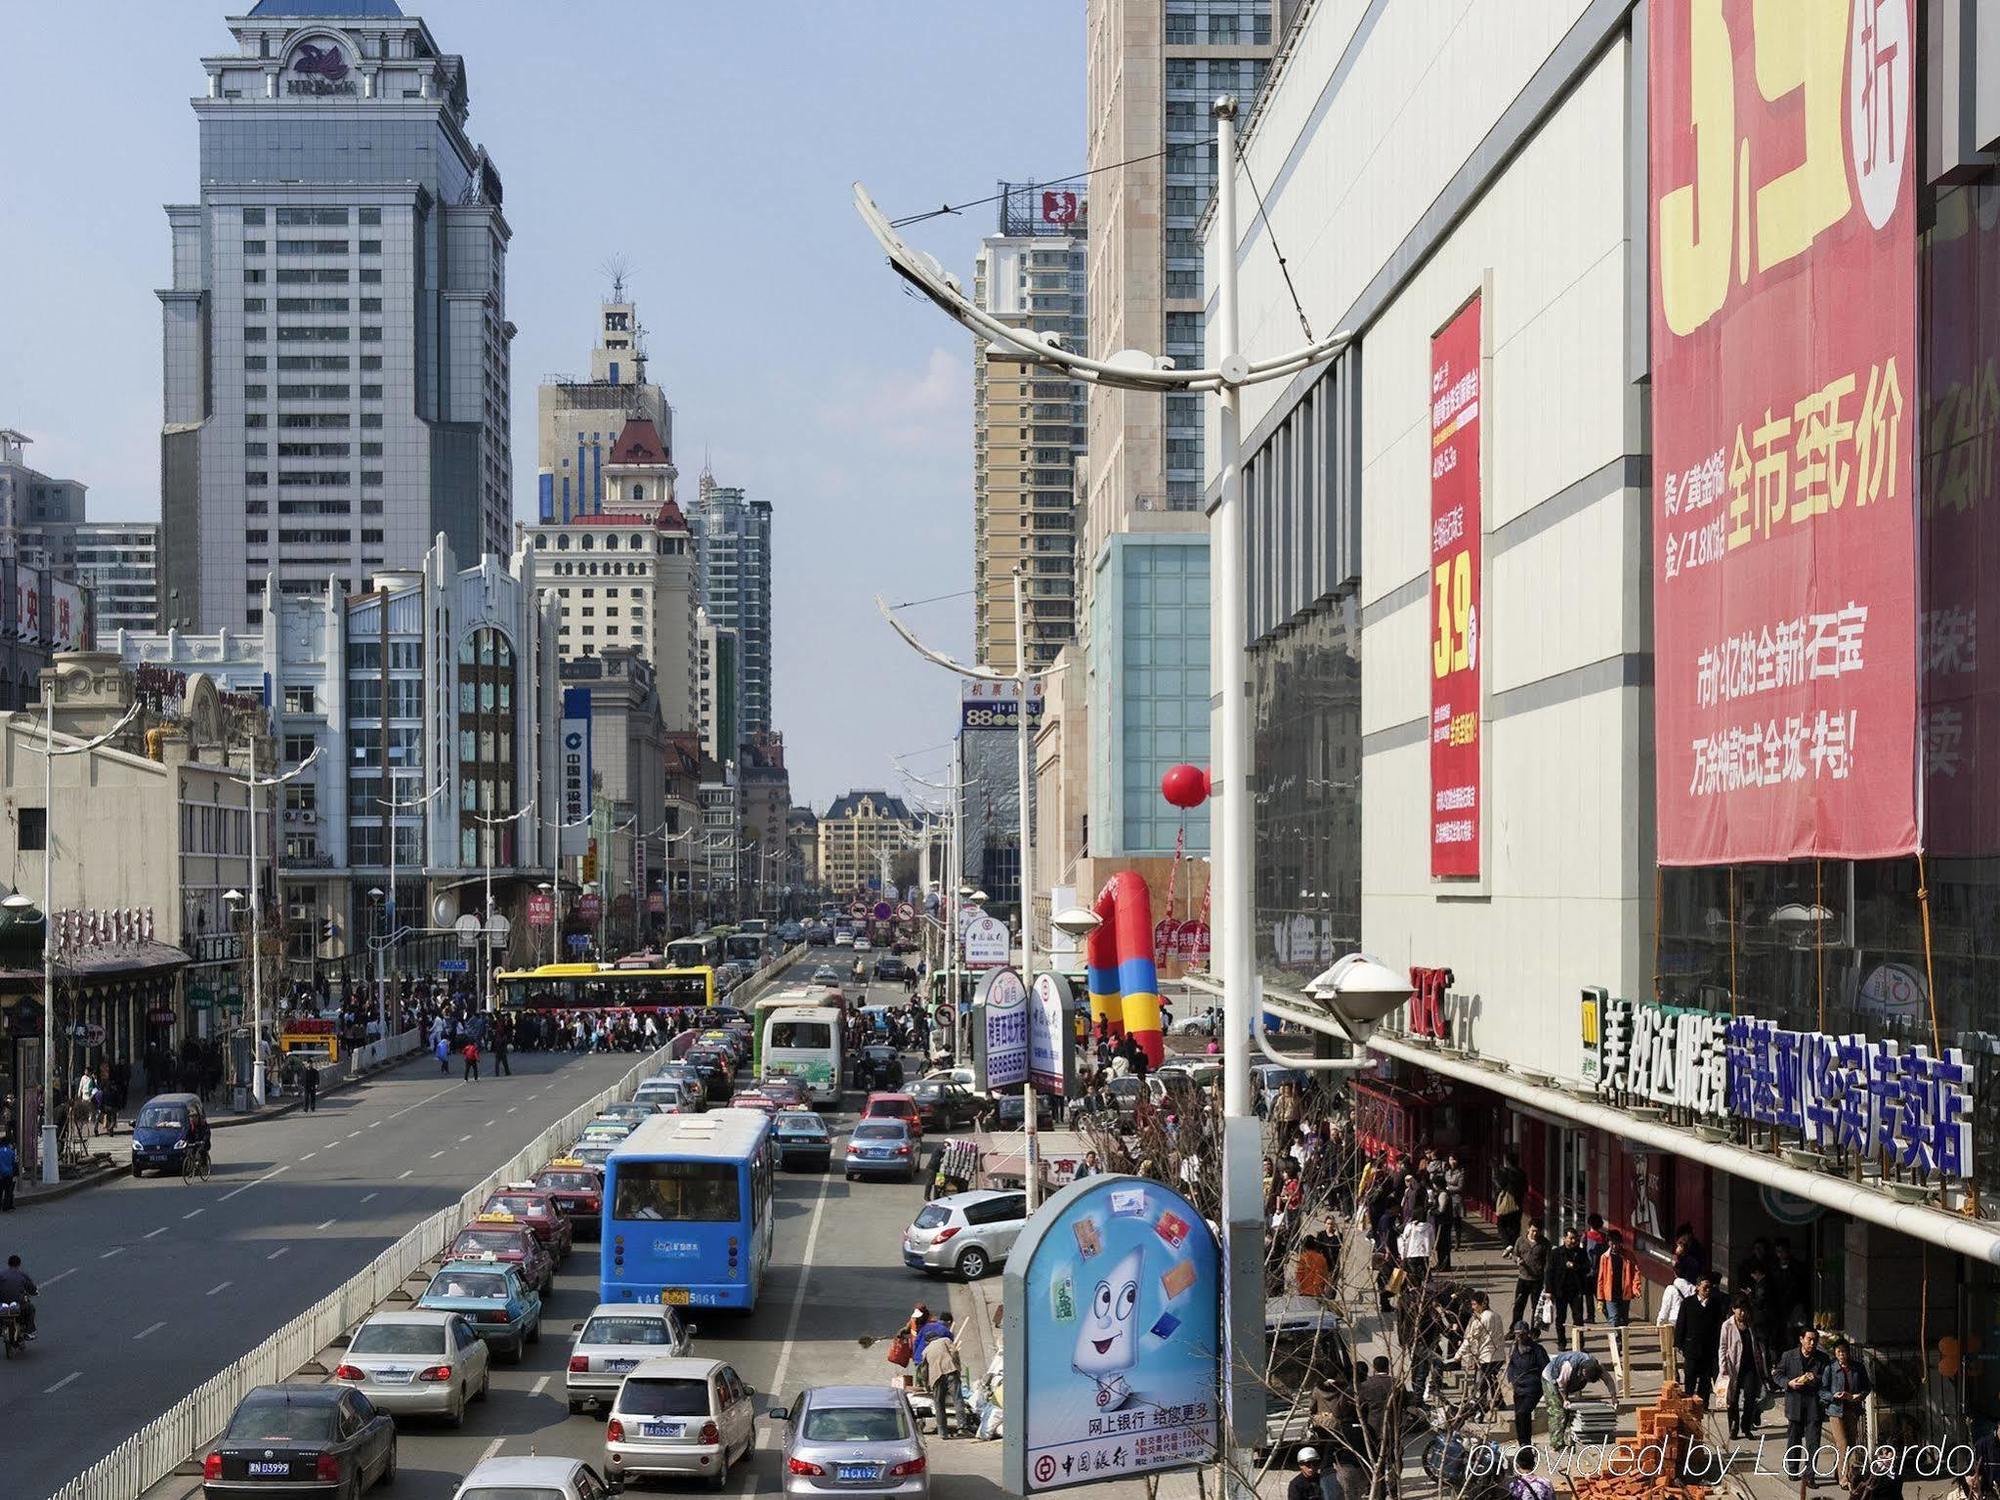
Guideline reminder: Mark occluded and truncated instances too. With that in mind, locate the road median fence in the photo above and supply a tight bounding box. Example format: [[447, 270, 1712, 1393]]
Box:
[[55, 1042, 675, 1500]]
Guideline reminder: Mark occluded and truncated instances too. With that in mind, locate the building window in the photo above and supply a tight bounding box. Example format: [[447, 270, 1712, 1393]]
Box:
[[18, 807, 45, 851], [284, 687, 315, 715]]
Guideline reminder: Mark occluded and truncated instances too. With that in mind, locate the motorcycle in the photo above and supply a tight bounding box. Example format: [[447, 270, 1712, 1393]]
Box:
[[0, 1301, 26, 1359]]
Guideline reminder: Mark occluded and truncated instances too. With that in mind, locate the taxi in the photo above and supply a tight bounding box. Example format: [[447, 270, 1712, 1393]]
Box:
[[441, 1215, 556, 1294], [567, 1139, 617, 1170], [727, 1089, 777, 1114], [533, 1159, 605, 1240], [577, 1118, 633, 1149], [477, 1186, 575, 1261], [416, 1258, 543, 1365]]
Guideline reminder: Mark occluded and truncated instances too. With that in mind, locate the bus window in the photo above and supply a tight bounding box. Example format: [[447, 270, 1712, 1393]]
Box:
[[613, 1161, 741, 1222], [769, 1021, 832, 1050]]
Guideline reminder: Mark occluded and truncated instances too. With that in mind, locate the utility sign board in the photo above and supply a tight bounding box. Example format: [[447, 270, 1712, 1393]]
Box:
[[974, 966, 1029, 1091]]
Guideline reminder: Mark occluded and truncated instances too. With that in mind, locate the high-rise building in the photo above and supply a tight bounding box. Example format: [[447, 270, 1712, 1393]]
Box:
[[689, 471, 772, 736], [694, 605, 738, 766], [816, 791, 914, 898], [522, 417, 699, 732], [72, 522, 161, 636], [971, 183, 1087, 673], [0, 429, 88, 570], [159, 0, 515, 632], [536, 293, 674, 523]]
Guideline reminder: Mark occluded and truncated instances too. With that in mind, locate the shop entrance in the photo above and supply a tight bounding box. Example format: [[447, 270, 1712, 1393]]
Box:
[[1547, 1123, 1591, 1237]]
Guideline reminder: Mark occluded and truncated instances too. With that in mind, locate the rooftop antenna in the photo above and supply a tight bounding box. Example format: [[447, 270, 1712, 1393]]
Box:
[[599, 252, 633, 305]]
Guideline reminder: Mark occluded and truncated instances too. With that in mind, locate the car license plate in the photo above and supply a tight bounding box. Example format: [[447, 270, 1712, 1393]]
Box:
[[865, 1148, 888, 1158], [643, 1421, 683, 1439], [376, 1368, 416, 1383], [248, 1461, 291, 1477], [554, 1198, 578, 1211], [660, 1288, 691, 1306], [607, 1358, 638, 1372], [838, 1464, 882, 1482]]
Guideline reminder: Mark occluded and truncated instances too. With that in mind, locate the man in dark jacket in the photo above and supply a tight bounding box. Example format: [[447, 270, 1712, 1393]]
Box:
[[1775, 1327, 1830, 1479], [1506, 1326, 1549, 1449], [1511, 1222, 1551, 1330], [1674, 1273, 1728, 1402], [1544, 1228, 1592, 1347], [1356, 1354, 1399, 1491]]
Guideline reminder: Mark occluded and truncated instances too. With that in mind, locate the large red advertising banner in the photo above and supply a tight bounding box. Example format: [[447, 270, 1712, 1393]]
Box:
[[1431, 296, 1482, 878], [1651, 0, 1918, 864]]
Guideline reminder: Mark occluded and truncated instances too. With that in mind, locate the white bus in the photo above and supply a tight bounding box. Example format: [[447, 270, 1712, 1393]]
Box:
[[759, 1002, 844, 1108]]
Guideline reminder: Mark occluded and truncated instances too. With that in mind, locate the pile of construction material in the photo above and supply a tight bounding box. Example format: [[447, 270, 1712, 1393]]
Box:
[[1567, 1383, 1709, 1500]]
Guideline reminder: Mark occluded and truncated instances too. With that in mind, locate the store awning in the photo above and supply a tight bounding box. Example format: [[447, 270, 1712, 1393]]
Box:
[[0, 940, 191, 984]]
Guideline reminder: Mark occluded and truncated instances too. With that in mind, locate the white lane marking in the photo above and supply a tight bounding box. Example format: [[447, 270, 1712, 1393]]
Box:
[[43, 1372, 81, 1394], [347, 1130, 361, 1139], [458, 1134, 473, 1144], [767, 1152, 835, 1406], [99, 1247, 125, 1260], [531, 1375, 550, 1395], [143, 1227, 167, 1240], [484, 1119, 496, 1128], [41, 1269, 75, 1287], [207, 1281, 232, 1296], [476, 1436, 504, 1463], [300, 1151, 317, 1161], [397, 1169, 414, 1180], [384, 1081, 466, 1123], [266, 1246, 290, 1261], [324, 1140, 341, 1150], [182, 1209, 204, 1221], [506, 1106, 518, 1114], [219, 1164, 290, 1203], [315, 1218, 338, 1231], [134, 1320, 166, 1341], [360, 1191, 379, 1203], [368, 1119, 382, 1128], [429, 1150, 445, 1160]]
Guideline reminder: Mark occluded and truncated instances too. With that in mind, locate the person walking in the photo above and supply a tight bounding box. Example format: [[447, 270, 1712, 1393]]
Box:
[[1675, 1274, 1728, 1404], [1596, 1229, 1644, 1364], [301, 1060, 320, 1113], [1494, 1150, 1527, 1247], [1716, 1298, 1767, 1441], [1822, 1337, 1871, 1470], [1460, 1289, 1506, 1416], [462, 1038, 481, 1082], [1545, 1227, 1591, 1348], [0, 1137, 16, 1210], [918, 1312, 964, 1436], [1506, 1326, 1550, 1449], [1775, 1327, 1830, 1482], [491, 1024, 512, 1077], [1511, 1221, 1550, 1331], [436, 1033, 452, 1074], [1288, 1448, 1343, 1500]]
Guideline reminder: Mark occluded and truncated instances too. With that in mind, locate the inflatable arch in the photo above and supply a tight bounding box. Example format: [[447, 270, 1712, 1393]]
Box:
[[1085, 870, 1165, 1066]]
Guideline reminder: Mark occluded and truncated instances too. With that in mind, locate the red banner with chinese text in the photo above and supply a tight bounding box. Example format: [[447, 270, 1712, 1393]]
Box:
[[1430, 296, 1483, 877], [1651, 0, 1918, 863]]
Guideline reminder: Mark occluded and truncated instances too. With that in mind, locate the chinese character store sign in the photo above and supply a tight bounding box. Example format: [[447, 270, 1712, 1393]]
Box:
[[1429, 296, 1482, 878], [1650, 0, 1918, 863]]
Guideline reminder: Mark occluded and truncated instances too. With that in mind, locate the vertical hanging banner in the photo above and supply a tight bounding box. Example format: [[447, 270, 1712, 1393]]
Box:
[[1650, 0, 1918, 863], [1430, 295, 1483, 878]]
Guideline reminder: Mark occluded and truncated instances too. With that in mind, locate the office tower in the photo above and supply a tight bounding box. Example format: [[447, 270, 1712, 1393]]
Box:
[[695, 605, 738, 766], [73, 523, 162, 636], [159, 0, 515, 631], [536, 291, 675, 524], [971, 183, 1087, 673], [0, 429, 88, 569], [689, 470, 771, 736]]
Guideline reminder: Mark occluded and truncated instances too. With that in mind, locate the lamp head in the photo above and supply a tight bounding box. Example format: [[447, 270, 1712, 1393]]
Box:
[[1302, 953, 1414, 1045], [1051, 906, 1103, 940], [223, 889, 245, 907]]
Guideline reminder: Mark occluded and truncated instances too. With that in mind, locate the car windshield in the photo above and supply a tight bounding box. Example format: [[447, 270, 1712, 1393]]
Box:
[[581, 1316, 675, 1346], [912, 1204, 950, 1230], [539, 1173, 595, 1192], [865, 1100, 910, 1118], [427, 1272, 511, 1300], [456, 1231, 526, 1254], [488, 1197, 540, 1216], [852, 1122, 904, 1141], [618, 1377, 712, 1417], [225, 1400, 338, 1442], [776, 1115, 824, 1135], [803, 1405, 909, 1443], [349, 1322, 447, 1355], [135, 1103, 190, 1129]]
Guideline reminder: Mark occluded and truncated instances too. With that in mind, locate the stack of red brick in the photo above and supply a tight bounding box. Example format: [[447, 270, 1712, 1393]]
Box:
[[1568, 1383, 1709, 1500]]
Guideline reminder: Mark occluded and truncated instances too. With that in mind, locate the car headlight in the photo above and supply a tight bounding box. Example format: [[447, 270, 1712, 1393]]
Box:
[[172, 1136, 187, 1147]]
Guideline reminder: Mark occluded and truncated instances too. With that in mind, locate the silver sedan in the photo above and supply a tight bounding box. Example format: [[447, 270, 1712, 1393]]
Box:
[[333, 1309, 491, 1425], [565, 1302, 693, 1416], [775, 1385, 929, 1500]]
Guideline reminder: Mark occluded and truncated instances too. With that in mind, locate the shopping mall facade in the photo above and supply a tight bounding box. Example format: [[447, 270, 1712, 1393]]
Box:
[[1214, 0, 2000, 1424]]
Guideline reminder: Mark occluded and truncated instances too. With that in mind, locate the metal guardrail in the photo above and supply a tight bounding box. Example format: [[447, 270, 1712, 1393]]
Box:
[[53, 1043, 675, 1500]]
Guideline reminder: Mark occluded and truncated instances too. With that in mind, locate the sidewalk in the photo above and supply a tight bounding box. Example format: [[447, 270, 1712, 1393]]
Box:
[[7, 1045, 426, 1209]]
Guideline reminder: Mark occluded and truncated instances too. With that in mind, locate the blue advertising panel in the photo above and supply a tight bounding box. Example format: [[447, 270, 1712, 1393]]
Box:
[[1003, 1174, 1220, 1492], [560, 686, 592, 857]]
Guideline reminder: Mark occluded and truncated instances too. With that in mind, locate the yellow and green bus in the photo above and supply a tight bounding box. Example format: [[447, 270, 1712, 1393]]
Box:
[[495, 962, 717, 1016]]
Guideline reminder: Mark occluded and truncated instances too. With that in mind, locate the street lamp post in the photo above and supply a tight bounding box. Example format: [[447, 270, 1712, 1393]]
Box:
[[377, 768, 442, 1036], [367, 886, 386, 1040], [9, 698, 137, 1183], [472, 797, 534, 1012], [216, 745, 321, 1108], [545, 807, 590, 966]]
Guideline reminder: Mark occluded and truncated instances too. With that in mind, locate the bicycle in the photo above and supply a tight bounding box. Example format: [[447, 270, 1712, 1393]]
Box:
[[181, 1141, 211, 1184]]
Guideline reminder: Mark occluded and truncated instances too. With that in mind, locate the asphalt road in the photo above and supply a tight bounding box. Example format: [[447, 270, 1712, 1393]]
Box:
[[4, 1038, 654, 1499], [126, 947, 1029, 1500]]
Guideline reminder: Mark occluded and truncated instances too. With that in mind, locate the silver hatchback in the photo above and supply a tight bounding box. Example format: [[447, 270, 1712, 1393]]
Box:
[[775, 1385, 929, 1500], [901, 1189, 1027, 1281]]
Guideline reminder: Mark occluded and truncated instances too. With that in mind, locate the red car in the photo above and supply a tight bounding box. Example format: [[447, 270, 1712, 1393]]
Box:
[[729, 1089, 778, 1114], [533, 1160, 604, 1239], [479, 1186, 574, 1261], [442, 1215, 555, 1294], [863, 1091, 924, 1139]]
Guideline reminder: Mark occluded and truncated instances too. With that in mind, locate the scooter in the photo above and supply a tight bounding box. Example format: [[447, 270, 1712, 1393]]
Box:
[[0, 1301, 27, 1359]]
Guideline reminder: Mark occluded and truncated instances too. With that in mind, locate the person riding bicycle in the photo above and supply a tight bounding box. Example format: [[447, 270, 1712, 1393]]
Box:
[[184, 1106, 213, 1173], [0, 1253, 39, 1339]]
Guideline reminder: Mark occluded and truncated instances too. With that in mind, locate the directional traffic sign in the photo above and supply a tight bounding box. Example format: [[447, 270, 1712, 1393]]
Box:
[[437, 958, 470, 974], [873, 902, 892, 922]]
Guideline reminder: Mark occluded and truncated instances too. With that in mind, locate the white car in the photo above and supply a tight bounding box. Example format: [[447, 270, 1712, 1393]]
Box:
[[834, 932, 856, 948], [453, 1455, 619, 1500], [566, 1302, 694, 1415], [854, 938, 873, 953], [333, 1309, 491, 1425], [605, 1356, 758, 1487], [1171, 1009, 1220, 1037], [920, 1065, 976, 1090]]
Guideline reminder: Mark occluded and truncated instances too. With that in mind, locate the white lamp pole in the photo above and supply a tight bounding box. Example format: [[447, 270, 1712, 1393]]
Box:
[[377, 768, 443, 1033], [217, 745, 321, 1108], [472, 796, 534, 1012], [15, 698, 138, 1182], [547, 808, 590, 966]]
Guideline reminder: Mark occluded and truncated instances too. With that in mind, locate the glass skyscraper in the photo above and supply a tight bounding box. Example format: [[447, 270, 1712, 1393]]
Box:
[[690, 472, 772, 740], [159, 0, 513, 630]]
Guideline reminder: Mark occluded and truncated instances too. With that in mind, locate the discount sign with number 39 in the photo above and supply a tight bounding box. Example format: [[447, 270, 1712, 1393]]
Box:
[[1430, 294, 1483, 879]]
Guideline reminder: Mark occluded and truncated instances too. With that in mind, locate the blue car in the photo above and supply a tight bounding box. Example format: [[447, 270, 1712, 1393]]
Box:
[[130, 1092, 210, 1177], [416, 1259, 543, 1363]]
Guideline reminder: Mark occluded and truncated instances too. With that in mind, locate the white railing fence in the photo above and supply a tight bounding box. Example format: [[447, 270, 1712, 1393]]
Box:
[[53, 1045, 674, 1500]]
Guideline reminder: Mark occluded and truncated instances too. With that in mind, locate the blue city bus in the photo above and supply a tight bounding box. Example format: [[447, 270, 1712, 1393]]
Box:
[[600, 1111, 775, 1311]]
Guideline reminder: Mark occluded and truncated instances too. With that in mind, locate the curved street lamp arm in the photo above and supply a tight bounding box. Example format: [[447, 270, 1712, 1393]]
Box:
[[875, 596, 1061, 685], [43, 701, 143, 758]]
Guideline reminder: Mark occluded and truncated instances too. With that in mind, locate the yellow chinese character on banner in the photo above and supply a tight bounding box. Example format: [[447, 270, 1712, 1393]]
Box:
[[1727, 423, 1752, 549], [1792, 372, 1857, 521], [1753, 409, 1792, 535], [1855, 356, 1905, 507]]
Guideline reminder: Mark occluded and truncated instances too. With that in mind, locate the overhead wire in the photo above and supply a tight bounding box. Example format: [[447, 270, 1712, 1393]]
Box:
[[886, 144, 1189, 228]]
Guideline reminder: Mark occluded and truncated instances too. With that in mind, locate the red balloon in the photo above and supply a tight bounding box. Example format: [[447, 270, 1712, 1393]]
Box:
[[1161, 763, 1209, 809]]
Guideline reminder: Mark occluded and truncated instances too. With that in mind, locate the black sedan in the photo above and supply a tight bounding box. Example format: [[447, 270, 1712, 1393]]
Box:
[[908, 1078, 983, 1132], [203, 1383, 396, 1497], [852, 1043, 904, 1091], [995, 1091, 1058, 1131], [872, 955, 909, 981], [772, 1111, 833, 1170], [683, 1047, 734, 1102]]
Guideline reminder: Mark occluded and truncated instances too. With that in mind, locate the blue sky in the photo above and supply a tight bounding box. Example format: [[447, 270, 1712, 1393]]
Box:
[[0, 1, 1084, 808]]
